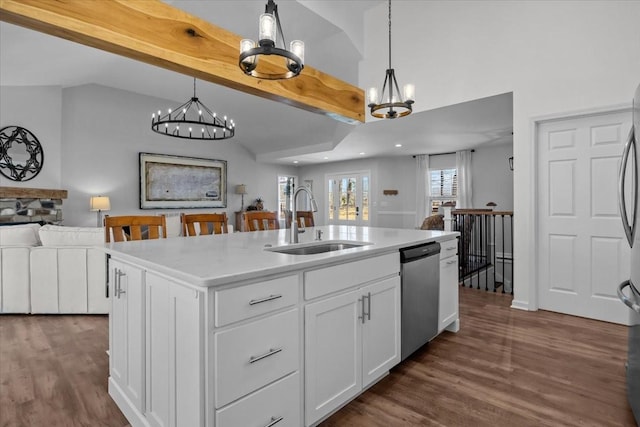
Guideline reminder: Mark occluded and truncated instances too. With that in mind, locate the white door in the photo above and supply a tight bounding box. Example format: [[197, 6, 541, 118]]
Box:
[[327, 172, 370, 226], [537, 110, 632, 324], [361, 277, 401, 388]]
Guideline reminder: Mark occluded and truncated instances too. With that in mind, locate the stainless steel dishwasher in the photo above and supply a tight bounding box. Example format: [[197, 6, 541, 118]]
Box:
[[400, 242, 441, 361]]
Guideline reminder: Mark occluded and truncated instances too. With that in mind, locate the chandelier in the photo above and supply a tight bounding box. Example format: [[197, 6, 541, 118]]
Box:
[[239, 0, 304, 80], [367, 0, 414, 119], [151, 78, 235, 140]]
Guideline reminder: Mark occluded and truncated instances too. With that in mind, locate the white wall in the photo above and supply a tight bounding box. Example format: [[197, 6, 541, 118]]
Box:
[[299, 156, 416, 228], [471, 143, 513, 210], [0, 86, 62, 188], [361, 0, 640, 310], [59, 84, 297, 227], [0, 84, 296, 228]]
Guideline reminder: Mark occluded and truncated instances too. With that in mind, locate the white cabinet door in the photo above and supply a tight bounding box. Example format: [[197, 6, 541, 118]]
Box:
[[305, 289, 362, 426], [361, 276, 400, 387], [145, 273, 203, 427], [109, 259, 145, 413], [439, 256, 459, 332]]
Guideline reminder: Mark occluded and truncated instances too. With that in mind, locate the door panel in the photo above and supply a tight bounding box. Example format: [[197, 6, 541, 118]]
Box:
[[538, 111, 632, 325], [327, 172, 370, 226]]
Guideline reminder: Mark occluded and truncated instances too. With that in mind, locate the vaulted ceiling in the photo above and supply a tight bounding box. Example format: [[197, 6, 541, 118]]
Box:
[[0, 0, 512, 165]]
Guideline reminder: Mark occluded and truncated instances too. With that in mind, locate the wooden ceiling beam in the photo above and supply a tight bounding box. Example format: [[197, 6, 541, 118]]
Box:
[[0, 0, 364, 123]]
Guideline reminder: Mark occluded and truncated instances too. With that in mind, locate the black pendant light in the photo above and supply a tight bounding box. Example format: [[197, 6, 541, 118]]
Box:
[[238, 0, 304, 80], [151, 78, 235, 140], [368, 0, 415, 119]]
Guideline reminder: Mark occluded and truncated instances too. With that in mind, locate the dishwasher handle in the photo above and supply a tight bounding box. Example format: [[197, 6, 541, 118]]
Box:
[[400, 242, 441, 263]]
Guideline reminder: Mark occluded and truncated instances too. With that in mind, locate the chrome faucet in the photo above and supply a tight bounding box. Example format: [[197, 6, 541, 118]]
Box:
[[290, 186, 318, 243]]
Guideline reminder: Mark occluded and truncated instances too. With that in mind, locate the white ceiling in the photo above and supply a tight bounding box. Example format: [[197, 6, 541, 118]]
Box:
[[0, 0, 512, 165]]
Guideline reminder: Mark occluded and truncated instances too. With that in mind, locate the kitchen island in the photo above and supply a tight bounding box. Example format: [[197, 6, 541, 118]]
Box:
[[104, 225, 459, 427]]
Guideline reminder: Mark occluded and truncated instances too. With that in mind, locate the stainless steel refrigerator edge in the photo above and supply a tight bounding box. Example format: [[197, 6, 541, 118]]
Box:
[[617, 82, 640, 425]]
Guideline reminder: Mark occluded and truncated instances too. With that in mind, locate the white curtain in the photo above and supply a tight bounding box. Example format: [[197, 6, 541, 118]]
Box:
[[456, 150, 473, 209], [415, 154, 430, 228]]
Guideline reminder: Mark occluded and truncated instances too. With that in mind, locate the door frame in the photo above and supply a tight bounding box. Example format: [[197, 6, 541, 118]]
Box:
[[324, 170, 372, 226], [529, 103, 633, 313]]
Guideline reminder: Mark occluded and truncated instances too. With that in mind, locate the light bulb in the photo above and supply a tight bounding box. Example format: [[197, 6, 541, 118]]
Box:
[[259, 13, 276, 44], [240, 39, 256, 65], [403, 84, 415, 102], [290, 40, 305, 64], [367, 87, 378, 105]]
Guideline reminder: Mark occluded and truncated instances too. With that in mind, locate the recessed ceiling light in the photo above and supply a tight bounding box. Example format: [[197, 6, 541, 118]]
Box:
[[293, 160, 299, 164], [395, 144, 402, 148], [323, 156, 329, 160], [359, 152, 365, 155]]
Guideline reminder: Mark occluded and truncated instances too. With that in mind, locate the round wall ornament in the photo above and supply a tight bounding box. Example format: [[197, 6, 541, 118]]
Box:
[[0, 125, 44, 182]]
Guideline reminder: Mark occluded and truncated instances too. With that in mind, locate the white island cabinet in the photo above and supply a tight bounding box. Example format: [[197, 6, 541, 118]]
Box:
[[439, 237, 460, 333], [109, 259, 145, 421], [304, 253, 400, 425], [104, 226, 459, 427]]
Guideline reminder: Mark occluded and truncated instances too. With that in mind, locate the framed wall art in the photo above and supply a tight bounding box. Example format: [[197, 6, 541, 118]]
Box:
[[139, 153, 227, 209]]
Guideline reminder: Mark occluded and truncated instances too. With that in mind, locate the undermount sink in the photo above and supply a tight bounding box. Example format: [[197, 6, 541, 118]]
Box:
[[266, 241, 370, 255]]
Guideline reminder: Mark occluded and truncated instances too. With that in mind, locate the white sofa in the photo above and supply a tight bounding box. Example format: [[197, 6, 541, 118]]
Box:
[[0, 223, 108, 314]]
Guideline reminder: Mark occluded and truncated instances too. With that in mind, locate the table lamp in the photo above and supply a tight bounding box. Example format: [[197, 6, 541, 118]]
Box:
[[90, 195, 111, 227], [235, 184, 247, 211]]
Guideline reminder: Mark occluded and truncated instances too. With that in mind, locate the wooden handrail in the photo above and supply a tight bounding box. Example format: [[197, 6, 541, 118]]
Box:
[[452, 209, 513, 216]]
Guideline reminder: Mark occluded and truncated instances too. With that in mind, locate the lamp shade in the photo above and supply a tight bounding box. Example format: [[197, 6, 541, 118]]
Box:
[[235, 184, 248, 195], [90, 196, 111, 211]]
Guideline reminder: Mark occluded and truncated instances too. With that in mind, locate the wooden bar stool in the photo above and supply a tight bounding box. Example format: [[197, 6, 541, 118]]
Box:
[[244, 211, 279, 231], [104, 215, 167, 243], [296, 210, 315, 227], [181, 213, 229, 236]]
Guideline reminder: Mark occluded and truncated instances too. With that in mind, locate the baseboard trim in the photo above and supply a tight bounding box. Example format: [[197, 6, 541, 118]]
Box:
[[510, 299, 530, 311]]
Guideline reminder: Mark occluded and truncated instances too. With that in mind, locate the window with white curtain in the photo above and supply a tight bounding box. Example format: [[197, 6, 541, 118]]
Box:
[[429, 168, 457, 214]]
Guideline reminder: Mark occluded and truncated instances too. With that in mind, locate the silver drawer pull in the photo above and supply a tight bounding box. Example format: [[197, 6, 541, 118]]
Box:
[[115, 269, 127, 298], [249, 347, 282, 364], [446, 247, 456, 251], [447, 260, 457, 265], [249, 294, 283, 306], [264, 416, 284, 427]]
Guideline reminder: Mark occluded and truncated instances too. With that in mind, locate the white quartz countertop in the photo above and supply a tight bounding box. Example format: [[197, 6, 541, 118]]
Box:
[[104, 225, 458, 287]]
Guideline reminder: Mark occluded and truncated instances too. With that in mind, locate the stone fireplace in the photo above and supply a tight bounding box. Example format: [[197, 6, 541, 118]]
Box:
[[0, 187, 67, 225]]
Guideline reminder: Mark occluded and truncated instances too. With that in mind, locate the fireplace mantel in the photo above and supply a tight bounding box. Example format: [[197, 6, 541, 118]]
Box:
[[0, 187, 68, 199], [0, 187, 67, 224]]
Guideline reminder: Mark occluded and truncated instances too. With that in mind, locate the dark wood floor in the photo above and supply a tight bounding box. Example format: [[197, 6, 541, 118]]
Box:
[[0, 287, 635, 427]]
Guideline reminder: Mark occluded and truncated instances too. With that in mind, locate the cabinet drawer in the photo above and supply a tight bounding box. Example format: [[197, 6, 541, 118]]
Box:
[[440, 238, 458, 260], [216, 372, 300, 427], [214, 309, 299, 408], [215, 275, 298, 327], [304, 253, 399, 300]]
